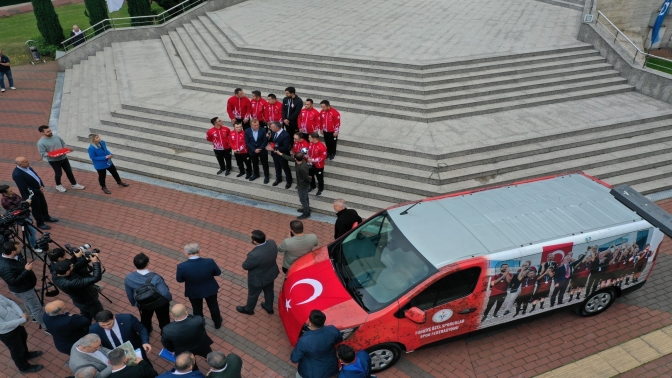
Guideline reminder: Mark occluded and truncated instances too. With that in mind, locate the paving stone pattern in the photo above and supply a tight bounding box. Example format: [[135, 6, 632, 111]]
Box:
[[4, 63, 672, 377], [217, 0, 582, 62]]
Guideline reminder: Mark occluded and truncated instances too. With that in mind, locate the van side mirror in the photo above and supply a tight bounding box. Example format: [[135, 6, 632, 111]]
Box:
[[404, 307, 426, 324]]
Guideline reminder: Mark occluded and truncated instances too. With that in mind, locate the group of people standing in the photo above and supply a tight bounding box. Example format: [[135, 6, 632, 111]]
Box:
[[207, 87, 341, 219], [482, 242, 652, 321]]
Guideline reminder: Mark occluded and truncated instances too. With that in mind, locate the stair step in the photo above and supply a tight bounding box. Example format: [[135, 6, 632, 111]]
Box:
[[600, 165, 672, 190], [630, 176, 672, 195]]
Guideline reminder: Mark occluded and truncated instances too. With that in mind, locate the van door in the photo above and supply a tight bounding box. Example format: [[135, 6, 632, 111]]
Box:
[[397, 259, 486, 351]]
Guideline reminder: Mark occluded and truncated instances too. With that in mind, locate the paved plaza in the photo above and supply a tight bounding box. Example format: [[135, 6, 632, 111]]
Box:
[[2, 63, 672, 378], [215, 0, 582, 63]]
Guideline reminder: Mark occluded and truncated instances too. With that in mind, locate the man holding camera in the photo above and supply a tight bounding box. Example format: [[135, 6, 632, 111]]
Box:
[[0, 241, 47, 330], [53, 252, 104, 320]]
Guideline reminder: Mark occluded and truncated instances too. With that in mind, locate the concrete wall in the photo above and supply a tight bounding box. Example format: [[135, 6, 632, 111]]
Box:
[[56, 0, 248, 70], [578, 21, 672, 105], [596, 0, 672, 49]]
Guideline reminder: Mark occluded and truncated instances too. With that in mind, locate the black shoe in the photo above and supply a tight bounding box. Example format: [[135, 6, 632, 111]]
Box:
[[248, 174, 258, 181], [225, 170, 231, 176], [328, 154, 334, 160], [297, 208, 305, 213], [236, 306, 254, 315], [245, 175, 251, 180], [216, 170, 223, 175], [503, 310, 510, 316], [285, 183, 291, 189], [214, 322, 222, 330], [297, 213, 311, 220], [102, 187, 111, 194], [260, 304, 274, 315], [316, 190, 323, 196], [117, 182, 129, 187], [237, 172, 246, 177], [264, 177, 269, 184], [19, 365, 43, 373], [45, 217, 59, 222], [272, 180, 282, 186], [308, 187, 315, 193], [37, 224, 51, 230], [27, 351, 43, 359]]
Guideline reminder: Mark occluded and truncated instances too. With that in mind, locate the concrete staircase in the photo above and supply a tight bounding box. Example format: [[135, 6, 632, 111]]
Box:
[[56, 12, 672, 219], [155, 13, 635, 122]]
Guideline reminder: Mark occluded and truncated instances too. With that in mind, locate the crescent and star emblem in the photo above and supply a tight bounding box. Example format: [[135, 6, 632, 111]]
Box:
[[285, 278, 323, 311]]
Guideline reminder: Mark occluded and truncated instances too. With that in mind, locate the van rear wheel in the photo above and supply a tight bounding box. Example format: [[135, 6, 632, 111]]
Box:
[[367, 343, 402, 372], [577, 288, 615, 316]]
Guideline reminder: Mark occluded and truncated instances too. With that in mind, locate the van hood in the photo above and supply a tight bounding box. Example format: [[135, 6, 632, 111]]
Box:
[[279, 249, 368, 345]]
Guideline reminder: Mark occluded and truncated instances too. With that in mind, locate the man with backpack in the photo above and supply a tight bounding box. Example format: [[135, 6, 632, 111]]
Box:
[[124, 253, 173, 334]]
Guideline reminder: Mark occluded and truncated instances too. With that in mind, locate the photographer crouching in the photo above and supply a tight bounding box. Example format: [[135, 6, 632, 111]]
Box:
[[52, 247, 104, 321], [47, 247, 91, 278]]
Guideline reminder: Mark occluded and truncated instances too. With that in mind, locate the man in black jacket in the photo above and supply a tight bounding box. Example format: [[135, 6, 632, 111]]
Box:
[[161, 304, 213, 358], [107, 348, 157, 378], [244, 119, 270, 183], [0, 241, 46, 329], [333, 199, 363, 239], [236, 230, 280, 316], [267, 122, 293, 189], [42, 300, 90, 356], [282, 87, 303, 137], [53, 256, 104, 320], [277, 151, 311, 219], [12, 156, 58, 230]]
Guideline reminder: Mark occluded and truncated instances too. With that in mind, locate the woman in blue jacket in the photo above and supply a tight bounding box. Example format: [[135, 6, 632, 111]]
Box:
[[87, 134, 129, 194]]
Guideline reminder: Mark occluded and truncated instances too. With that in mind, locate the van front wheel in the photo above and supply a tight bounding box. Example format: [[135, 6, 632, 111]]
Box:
[[577, 288, 615, 316], [367, 343, 402, 372]]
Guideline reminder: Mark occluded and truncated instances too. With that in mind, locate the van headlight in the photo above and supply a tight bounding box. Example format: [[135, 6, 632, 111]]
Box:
[[340, 327, 359, 340]]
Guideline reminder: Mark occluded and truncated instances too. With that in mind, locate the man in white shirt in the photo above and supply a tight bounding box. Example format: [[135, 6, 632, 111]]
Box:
[[70, 334, 113, 377]]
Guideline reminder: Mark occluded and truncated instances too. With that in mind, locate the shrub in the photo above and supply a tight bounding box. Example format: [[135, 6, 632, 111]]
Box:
[[31, 0, 66, 46]]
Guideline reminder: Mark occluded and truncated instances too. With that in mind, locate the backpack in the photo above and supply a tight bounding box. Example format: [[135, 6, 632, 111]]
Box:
[[133, 273, 169, 310]]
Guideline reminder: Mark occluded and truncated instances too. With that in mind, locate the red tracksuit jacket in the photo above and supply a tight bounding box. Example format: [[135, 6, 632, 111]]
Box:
[[206, 126, 231, 150], [320, 107, 341, 133], [292, 139, 310, 155], [265, 101, 283, 123], [299, 107, 321, 135], [250, 98, 268, 122], [229, 130, 248, 154], [226, 96, 251, 121], [308, 141, 327, 169]]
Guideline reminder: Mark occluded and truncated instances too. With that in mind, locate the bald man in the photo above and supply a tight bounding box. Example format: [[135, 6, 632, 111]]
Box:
[[161, 304, 213, 359], [42, 300, 91, 356], [11, 156, 58, 229], [158, 352, 205, 377], [333, 199, 362, 239]]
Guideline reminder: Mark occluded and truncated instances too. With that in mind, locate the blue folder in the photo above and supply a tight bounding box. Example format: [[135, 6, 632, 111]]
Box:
[[159, 348, 176, 363]]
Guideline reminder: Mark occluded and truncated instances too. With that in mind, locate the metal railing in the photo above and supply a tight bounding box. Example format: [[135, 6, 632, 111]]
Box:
[[61, 0, 205, 51], [594, 10, 672, 72]]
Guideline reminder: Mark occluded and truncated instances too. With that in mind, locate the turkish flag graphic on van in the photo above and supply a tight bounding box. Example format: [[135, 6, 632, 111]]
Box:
[[541, 242, 574, 265], [280, 259, 354, 343]]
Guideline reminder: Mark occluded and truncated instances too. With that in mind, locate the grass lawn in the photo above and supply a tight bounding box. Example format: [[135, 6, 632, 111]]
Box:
[[646, 56, 672, 76], [0, 2, 163, 66]]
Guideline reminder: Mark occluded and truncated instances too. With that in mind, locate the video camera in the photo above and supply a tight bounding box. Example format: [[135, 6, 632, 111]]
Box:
[[0, 189, 34, 232], [65, 243, 101, 258]]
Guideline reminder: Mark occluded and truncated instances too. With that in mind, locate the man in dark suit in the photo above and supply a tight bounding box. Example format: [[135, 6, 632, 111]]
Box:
[[550, 255, 577, 307], [176, 243, 222, 329], [267, 122, 293, 189], [244, 119, 270, 184], [43, 300, 91, 356], [282, 86, 303, 136], [11, 156, 58, 229], [90, 310, 152, 363], [237, 230, 280, 316], [107, 347, 157, 378], [161, 304, 213, 358]]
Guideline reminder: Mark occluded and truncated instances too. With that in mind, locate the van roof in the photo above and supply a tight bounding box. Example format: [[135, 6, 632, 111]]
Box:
[[387, 174, 642, 268]]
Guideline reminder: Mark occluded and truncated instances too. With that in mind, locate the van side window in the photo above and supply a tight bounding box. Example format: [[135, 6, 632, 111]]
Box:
[[409, 267, 481, 310]]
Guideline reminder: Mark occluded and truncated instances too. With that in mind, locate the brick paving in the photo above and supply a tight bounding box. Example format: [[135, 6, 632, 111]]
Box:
[[616, 352, 672, 378], [1, 63, 672, 377]]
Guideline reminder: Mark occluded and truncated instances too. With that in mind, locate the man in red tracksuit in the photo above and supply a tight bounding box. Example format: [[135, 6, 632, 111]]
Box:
[[206, 117, 231, 176], [307, 132, 327, 196], [227, 88, 251, 130], [320, 100, 341, 160], [292, 132, 309, 155], [299, 99, 321, 141], [265, 94, 283, 124], [250, 90, 268, 129], [228, 120, 252, 178]]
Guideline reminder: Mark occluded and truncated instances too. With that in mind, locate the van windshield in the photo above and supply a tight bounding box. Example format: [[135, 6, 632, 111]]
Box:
[[333, 212, 436, 312]]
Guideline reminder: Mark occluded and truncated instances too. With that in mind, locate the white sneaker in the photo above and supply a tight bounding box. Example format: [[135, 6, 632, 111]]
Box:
[[55, 185, 66, 192], [10, 87, 16, 90], [1, 88, 4, 92], [33, 247, 43, 253], [71, 184, 85, 190]]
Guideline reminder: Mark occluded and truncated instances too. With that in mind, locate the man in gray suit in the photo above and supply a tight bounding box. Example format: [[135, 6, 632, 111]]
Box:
[[236, 230, 280, 316], [70, 334, 112, 377]]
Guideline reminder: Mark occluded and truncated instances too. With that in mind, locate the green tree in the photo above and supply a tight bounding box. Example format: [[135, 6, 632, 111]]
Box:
[[127, 0, 152, 26], [31, 0, 65, 46], [84, 0, 109, 34]]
